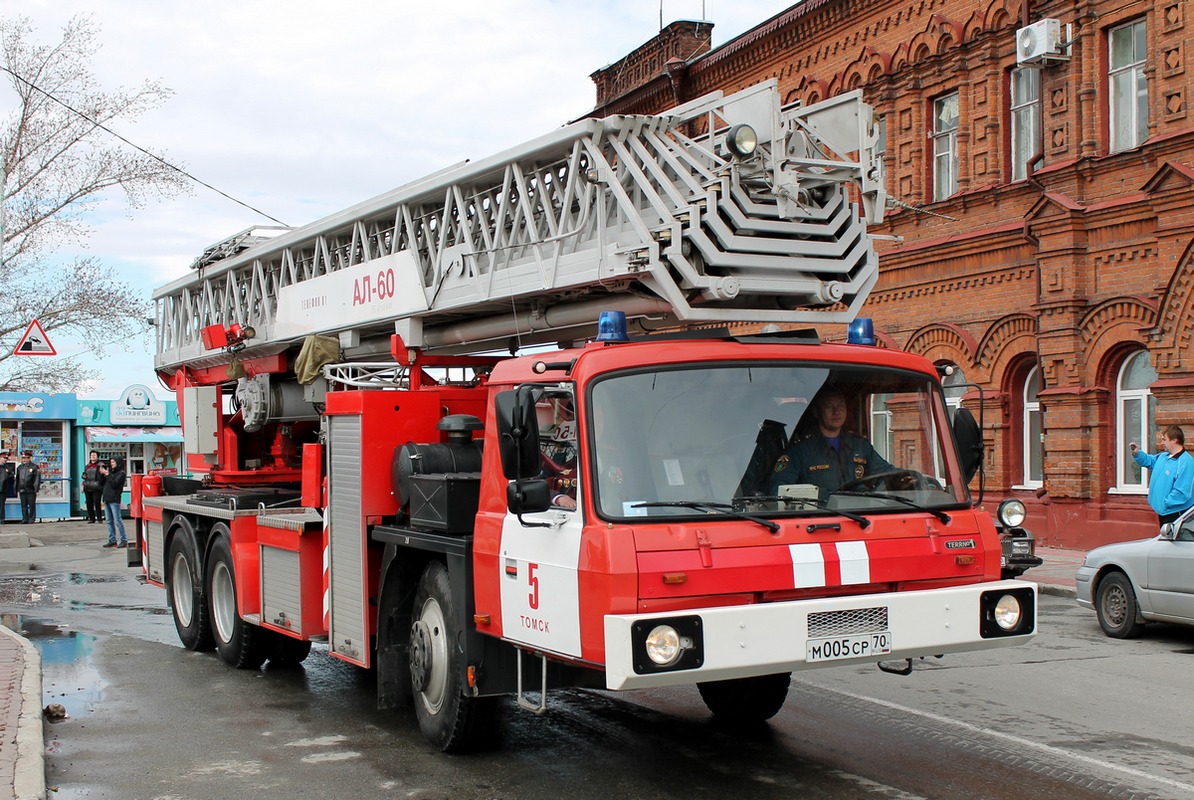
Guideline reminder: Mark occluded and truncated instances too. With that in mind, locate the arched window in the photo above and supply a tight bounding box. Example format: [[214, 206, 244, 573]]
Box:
[[1116, 351, 1156, 490], [1022, 366, 1043, 488]]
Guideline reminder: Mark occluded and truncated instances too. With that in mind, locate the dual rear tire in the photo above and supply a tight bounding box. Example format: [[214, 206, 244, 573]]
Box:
[[167, 520, 310, 668]]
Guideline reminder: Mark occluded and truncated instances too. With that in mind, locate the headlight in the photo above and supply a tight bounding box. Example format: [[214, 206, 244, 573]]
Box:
[[645, 625, 683, 666], [997, 498, 1027, 528], [993, 594, 1022, 630], [725, 124, 758, 158], [632, 616, 704, 674], [1011, 541, 1032, 555]]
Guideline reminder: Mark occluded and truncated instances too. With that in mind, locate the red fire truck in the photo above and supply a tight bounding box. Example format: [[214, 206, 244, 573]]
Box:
[[133, 81, 1036, 751]]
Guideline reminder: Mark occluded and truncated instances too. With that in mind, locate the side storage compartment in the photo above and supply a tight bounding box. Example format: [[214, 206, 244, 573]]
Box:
[[257, 509, 327, 639]]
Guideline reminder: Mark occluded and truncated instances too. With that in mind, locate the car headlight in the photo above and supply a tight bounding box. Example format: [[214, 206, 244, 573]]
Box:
[[993, 594, 1022, 630], [997, 498, 1027, 528], [1011, 541, 1032, 555]]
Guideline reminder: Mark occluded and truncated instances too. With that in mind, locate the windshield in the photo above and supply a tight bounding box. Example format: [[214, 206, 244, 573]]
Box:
[[588, 363, 967, 521]]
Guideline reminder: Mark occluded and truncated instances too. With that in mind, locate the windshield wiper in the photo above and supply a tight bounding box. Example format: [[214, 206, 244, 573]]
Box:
[[631, 501, 780, 533], [831, 490, 952, 524], [746, 495, 872, 529]]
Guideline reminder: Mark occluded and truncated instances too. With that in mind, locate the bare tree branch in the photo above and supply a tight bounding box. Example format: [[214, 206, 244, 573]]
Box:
[[0, 14, 187, 392]]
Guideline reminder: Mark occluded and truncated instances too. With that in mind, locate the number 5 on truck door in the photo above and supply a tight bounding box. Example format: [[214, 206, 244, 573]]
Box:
[[499, 517, 583, 657]]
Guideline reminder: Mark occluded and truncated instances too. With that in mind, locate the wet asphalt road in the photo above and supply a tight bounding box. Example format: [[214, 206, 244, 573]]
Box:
[[2, 523, 1194, 799]]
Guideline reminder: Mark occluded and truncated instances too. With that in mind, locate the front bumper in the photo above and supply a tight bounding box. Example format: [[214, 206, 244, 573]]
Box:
[[604, 580, 1037, 690], [1074, 565, 1096, 608]]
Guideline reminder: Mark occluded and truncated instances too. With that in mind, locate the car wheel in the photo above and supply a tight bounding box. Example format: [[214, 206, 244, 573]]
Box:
[[1095, 571, 1144, 639]]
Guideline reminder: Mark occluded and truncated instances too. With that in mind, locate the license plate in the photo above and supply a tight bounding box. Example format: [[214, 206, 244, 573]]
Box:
[[806, 632, 892, 662]]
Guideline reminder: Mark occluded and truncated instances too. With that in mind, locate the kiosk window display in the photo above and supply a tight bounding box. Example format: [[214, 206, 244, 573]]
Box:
[[0, 391, 75, 521]]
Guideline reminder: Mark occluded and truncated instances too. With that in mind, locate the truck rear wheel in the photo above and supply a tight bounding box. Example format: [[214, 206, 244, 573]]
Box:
[[697, 673, 791, 724], [207, 528, 266, 669], [410, 560, 496, 752], [264, 629, 313, 667], [168, 519, 213, 652]]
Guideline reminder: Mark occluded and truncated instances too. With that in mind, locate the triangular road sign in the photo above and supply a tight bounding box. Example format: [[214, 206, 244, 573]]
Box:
[[13, 320, 57, 357]]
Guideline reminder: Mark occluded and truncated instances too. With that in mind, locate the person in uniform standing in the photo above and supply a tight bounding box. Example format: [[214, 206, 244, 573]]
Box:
[[81, 451, 105, 524], [15, 451, 42, 524]]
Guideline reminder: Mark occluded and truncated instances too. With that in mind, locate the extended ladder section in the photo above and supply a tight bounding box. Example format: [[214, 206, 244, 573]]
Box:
[[154, 79, 887, 372]]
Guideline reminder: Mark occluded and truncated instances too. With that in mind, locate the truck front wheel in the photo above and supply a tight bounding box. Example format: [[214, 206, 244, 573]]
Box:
[[207, 528, 266, 669], [410, 560, 496, 752], [698, 673, 791, 724]]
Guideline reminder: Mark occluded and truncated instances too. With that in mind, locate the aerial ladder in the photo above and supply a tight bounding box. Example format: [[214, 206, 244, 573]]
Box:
[[154, 80, 887, 382]]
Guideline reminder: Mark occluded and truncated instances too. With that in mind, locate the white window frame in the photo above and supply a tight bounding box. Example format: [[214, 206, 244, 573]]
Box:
[[1019, 366, 1043, 489], [1010, 67, 1040, 182], [932, 92, 959, 201], [1114, 351, 1155, 492], [870, 393, 894, 461], [1109, 18, 1148, 153], [935, 368, 968, 483]]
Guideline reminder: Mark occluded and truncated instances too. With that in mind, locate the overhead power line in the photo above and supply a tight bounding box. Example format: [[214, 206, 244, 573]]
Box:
[[0, 63, 289, 227]]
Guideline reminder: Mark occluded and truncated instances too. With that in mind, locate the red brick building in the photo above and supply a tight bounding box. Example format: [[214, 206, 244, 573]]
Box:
[[588, 1, 1194, 549]]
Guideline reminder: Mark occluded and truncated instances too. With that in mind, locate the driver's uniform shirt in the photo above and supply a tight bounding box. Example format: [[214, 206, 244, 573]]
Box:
[[767, 431, 893, 496]]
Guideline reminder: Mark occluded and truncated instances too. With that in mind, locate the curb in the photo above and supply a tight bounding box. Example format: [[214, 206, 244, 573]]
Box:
[[0, 625, 44, 800], [1037, 583, 1077, 599]]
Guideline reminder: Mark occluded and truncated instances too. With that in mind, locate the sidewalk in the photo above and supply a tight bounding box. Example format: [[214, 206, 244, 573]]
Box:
[[0, 517, 104, 800], [0, 519, 1085, 800]]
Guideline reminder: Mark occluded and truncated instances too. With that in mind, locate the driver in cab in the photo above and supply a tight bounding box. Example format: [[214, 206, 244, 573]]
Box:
[[767, 388, 895, 496]]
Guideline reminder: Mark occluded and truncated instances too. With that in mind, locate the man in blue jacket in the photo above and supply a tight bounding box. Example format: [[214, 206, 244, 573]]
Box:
[[1130, 425, 1194, 523]]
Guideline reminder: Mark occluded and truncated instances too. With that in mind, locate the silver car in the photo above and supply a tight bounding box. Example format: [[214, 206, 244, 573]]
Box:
[[1076, 506, 1194, 638]]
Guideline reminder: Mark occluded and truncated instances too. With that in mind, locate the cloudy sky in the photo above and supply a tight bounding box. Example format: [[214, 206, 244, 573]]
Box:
[[8, 0, 796, 400]]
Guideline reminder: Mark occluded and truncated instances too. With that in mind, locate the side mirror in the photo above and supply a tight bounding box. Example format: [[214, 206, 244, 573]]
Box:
[[952, 407, 983, 485], [507, 479, 551, 517], [494, 386, 542, 480], [1160, 522, 1176, 541]]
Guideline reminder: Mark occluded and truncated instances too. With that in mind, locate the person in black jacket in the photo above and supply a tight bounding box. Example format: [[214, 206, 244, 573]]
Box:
[[0, 450, 13, 525], [15, 451, 41, 524], [81, 451, 104, 524], [99, 457, 128, 548]]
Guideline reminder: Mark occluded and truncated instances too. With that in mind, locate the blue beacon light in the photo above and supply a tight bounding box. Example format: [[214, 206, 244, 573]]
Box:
[[595, 311, 630, 343], [847, 317, 875, 346]]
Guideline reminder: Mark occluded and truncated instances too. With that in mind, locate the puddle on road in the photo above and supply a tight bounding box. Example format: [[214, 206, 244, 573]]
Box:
[[1, 615, 103, 719], [0, 572, 170, 615]]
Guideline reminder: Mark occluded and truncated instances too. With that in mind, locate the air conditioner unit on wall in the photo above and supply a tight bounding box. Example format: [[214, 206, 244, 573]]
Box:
[[1016, 18, 1063, 64]]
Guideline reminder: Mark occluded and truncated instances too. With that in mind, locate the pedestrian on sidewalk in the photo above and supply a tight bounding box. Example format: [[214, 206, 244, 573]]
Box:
[[1130, 425, 1194, 523], [99, 457, 128, 548], [0, 450, 12, 524], [81, 451, 104, 524], [15, 451, 41, 524]]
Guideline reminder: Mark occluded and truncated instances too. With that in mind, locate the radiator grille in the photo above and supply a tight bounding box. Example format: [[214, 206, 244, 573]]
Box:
[[808, 606, 889, 638]]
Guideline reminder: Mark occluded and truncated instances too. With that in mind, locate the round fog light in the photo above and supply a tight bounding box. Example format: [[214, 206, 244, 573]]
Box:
[[993, 594, 1022, 630], [645, 625, 682, 666]]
